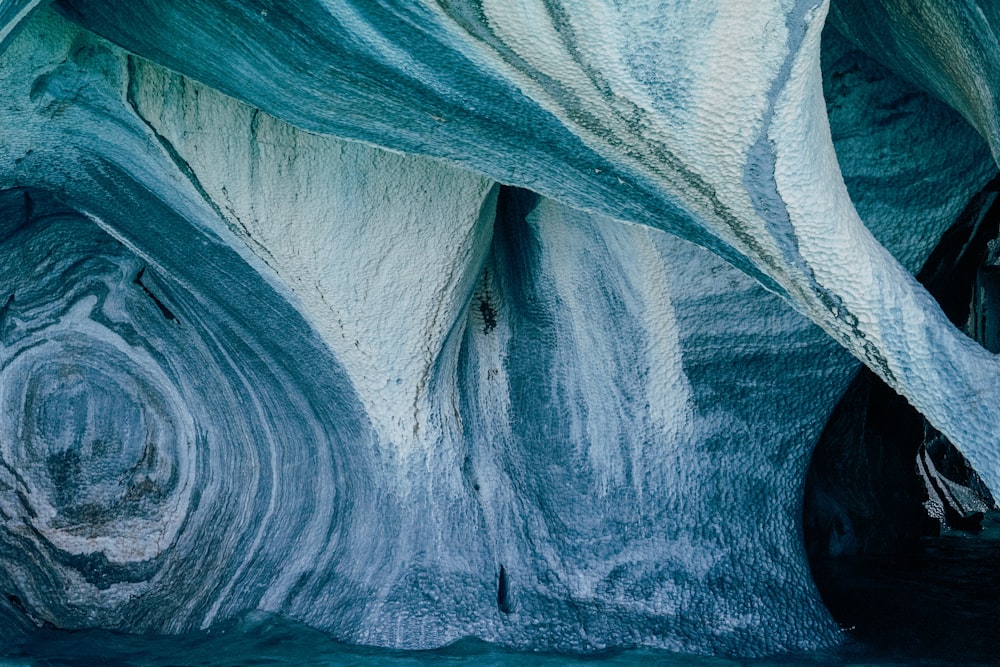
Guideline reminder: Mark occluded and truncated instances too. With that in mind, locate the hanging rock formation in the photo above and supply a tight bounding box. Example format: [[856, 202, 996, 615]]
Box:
[[0, 0, 997, 657]]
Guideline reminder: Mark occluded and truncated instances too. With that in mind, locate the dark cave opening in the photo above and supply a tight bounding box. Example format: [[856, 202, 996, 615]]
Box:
[[804, 174, 1000, 661]]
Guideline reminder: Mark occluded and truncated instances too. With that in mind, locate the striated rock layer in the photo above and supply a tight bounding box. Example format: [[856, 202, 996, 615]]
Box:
[[53, 0, 1000, 491], [0, 0, 997, 658], [829, 0, 1000, 163]]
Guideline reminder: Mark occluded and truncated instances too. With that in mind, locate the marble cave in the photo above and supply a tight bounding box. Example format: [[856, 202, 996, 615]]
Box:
[[0, 0, 999, 660]]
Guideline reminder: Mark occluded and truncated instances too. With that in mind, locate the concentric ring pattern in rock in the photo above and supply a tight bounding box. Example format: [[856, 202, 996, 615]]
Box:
[[0, 190, 380, 635]]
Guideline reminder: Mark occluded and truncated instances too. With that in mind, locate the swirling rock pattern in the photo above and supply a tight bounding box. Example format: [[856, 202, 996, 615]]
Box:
[[0, 0, 997, 659], [829, 0, 1000, 163], [55, 0, 1000, 492], [0, 190, 386, 636]]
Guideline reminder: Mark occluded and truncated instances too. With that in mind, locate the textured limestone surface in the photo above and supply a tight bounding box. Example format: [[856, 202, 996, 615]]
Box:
[[53, 0, 1000, 493], [0, 0, 997, 658], [0, 0, 40, 49], [829, 0, 1000, 163]]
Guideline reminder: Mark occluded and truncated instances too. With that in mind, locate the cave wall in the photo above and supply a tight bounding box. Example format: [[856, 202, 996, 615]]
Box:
[[0, 1, 997, 657]]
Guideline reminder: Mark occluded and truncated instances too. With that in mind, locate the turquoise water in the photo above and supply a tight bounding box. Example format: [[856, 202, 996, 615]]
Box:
[[0, 618, 976, 666], [0, 622, 869, 667], [4, 517, 999, 666]]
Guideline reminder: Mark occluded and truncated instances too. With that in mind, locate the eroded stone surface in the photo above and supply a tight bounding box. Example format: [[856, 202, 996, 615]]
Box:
[[0, 2, 996, 658]]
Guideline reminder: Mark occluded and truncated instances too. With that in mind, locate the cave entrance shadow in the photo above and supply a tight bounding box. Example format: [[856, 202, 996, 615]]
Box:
[[809, 509, 1000, 663], [804, 364, 1000, 663], [803, 174, 1000, 663]]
